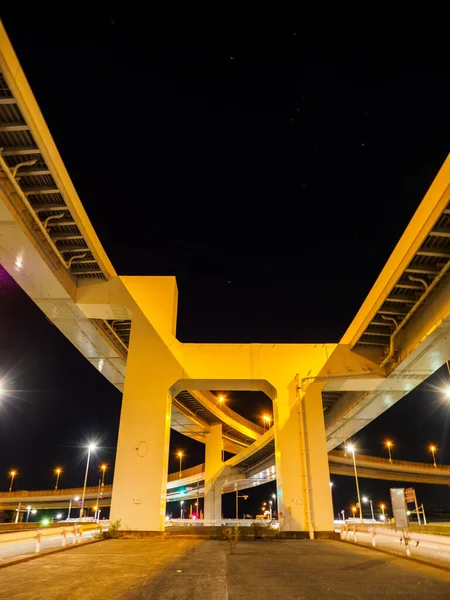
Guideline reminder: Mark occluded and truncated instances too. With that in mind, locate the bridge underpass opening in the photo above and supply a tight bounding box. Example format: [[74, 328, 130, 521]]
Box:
[[329, 364, 450, 523]]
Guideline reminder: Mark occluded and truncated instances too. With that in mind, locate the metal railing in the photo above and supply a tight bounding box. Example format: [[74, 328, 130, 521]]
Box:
[[167, 464, 205, 483], [340, 523, 450, 562], [329, 450, 450, 471], [0, 485, 113, 499], [0, 522, 107, 555], [166, 518, 277, 528]]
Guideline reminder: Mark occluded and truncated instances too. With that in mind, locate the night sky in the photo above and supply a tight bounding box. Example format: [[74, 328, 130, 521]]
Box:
[[0, 15, 449, 520]]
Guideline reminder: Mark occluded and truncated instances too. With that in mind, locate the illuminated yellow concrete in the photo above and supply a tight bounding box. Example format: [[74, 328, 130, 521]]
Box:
[[0, 22, 116, 280], [110, 308, 182, 531], [103, 278, 336, 532], [342, 155, 450, 350], [2, 20, 449, 537], [204, 424, 223, 522]]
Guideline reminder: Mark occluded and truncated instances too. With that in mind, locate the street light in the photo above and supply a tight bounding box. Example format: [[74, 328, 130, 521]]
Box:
[[272, 493, 276, 517], [430, 445, 437, 468], [9, 470, 17, 492], [218, 395, 225, 406], [380, 503, 385, 517], [80, 444, 97, 519], [347, 444, 362, 523], [262, 415, 271, 431], [100, 464, 107, 487], [385, 440, 393, 463], [444, 387, 450, 400], [180, 500, 184, 519], [26, 505, 32, 522], [177, 451, 184, 478], [236, 491, 248, 519], [54, 468, 62, 490], [351, 506, 357, 517], [362, 496, 375, 521], [68, 495, 80, 520]]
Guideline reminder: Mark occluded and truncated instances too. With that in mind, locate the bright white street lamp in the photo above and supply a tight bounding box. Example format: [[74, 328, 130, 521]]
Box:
[[362, 496, 375, 521], [347, 444, 362, 523], [80, 444, 97, 519]]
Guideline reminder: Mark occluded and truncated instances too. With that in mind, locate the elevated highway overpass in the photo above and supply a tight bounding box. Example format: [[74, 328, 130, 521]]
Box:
[[1, 452, 449, 511], [0, 20, 449, 534]]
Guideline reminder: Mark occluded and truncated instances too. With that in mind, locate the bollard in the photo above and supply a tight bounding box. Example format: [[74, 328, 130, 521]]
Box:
[[371, 527, 376, 547], [62, 529, 67, 547], [35, 532, 42, 554], [72, 526, 77, 544], [78, 525, 83, 544], [353, 526, 357, 543]]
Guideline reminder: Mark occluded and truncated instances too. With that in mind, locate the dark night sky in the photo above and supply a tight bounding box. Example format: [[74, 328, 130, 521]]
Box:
[[0, 14, 449, 519]]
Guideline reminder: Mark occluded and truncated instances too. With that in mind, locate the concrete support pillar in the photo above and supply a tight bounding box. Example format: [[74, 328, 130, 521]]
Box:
[[110, 309, 180, 531], [204, 424, 223, 523], [274, 381, 333, 534]]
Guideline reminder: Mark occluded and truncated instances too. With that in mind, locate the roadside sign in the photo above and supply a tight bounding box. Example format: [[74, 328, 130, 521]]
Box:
[[78, 501, 83, 507], [390, 488, 409, 529], [405, 488, 416, 503]]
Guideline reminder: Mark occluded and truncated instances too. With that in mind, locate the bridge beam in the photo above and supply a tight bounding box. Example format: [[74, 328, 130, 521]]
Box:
[[204, 424, 223, 522], [110, 307, 182, 531], [275, 381, 333, 535]]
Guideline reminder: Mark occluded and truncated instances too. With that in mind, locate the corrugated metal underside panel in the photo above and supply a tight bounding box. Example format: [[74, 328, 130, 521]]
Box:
[[240, 439, 275, 471], [175, 390, 255, 445], [104, 319, 131, 347], [322, 392, 344, 413], [0, 71, 104, 279], [355, 203, 450, 351]]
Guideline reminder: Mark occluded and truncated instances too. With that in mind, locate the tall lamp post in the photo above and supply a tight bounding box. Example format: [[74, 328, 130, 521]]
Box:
[[177, 451, 184, 478], [68, 495, 80, 520], [235, 491, 248, 519], [54, 468, 62, 490], [347, 444, 362, 523], [80, 444, 96, 519], [9, 470, 17, 492], [385, 441, 393, 463], [430, 445, 437, 468], [362, 496, 375, 521], [100, 464, 107, 487]]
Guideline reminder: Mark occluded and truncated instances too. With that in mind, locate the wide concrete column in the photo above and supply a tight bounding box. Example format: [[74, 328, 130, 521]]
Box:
[[203, 423, 223, 522], [274, 380, 333, 535], [110, 309, 180, 531]]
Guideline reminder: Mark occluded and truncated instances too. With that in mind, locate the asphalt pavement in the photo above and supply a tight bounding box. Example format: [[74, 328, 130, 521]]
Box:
[[2, 538, 450, 599]]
